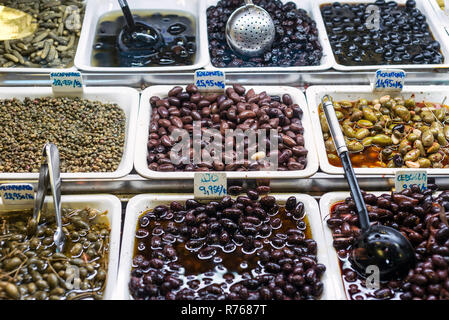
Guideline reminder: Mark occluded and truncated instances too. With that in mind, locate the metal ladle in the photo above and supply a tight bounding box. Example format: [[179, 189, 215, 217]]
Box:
[[225, 0, 275, 58], [30, 143, 65, 253], [322, 95, 415, 279], [117, 0, 164, 55]]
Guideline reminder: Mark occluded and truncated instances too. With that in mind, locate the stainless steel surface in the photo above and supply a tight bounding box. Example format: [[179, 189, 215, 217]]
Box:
[[0, 172, 444, 197], [225, 0, 275, 58], [322, 95, 348, 155], [0, 70, 449, 87]]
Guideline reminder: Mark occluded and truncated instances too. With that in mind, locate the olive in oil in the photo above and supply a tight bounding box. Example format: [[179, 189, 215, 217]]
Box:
[[92, 10, 196, 68]]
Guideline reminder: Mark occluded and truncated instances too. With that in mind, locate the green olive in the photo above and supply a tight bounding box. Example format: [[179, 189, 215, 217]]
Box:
[[399, 139, 412, 155], [434, 108, 446, 121], [372, 134, 392, 146], [393, 105, 411, 122], [428, 152, 443, 163], [404, 98, 416, 108], [414, 140, 426, 157], [348, 141, 364, 152], [319, 113, 329, 133], [422, 130, 435, 147], [350, 110, 363, 122], [444, 125, 449, 140], [407, 133, 419, 143], [438, 132, 448, 147], [412, 115, 422, 122], [357, 119, 374, 128], [417, 158, 431, 168], [342, 124, 356, 138], [362, 107, 378, 122], [427, 142, 441, 154], [335, 111, 344, 120], [421, 111, 435, 124], [355, 128, 370, 140], [340, 100, 352, 108], [362, 137, 373, 147], [404, 149, 420, 162]]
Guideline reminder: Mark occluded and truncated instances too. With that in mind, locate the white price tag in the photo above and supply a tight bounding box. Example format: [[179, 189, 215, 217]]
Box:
[[194, 70, 226, 93], [395, 170, 428, 192], [373, 69, 406, 92], [0, 184, 35, 206], [194, 172, 227, 200], [50, 71, 84, 94]]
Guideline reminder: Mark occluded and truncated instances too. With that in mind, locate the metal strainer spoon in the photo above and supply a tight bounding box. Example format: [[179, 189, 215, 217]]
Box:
[[225, 0, 275, 58]]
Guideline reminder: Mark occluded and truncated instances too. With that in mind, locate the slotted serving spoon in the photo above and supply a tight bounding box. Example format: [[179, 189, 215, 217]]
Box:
[[0, 5, 37, 41], [29, 143, 65, 253], [322, 95, 415, 279], [225, 0, 275, 57], [117, 0, 164, 55]]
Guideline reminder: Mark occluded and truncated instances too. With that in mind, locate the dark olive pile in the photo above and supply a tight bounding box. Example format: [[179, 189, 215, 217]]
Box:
[[321, 0, 444, 66], [0, 208, 111, 300], [129, 191, 326, 300], [148, 84, 308, 172], [328, 185, 449, 300], [207, 0, 323, 67]]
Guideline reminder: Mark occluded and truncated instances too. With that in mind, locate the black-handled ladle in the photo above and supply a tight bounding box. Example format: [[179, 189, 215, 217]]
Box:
[[321, 95, 415, 280], [117, 0, 164, 53]]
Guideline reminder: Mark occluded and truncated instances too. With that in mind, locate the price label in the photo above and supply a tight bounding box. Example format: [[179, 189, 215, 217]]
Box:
[[194, 70, 226, 92], [50, 71, 83, 94], [0, 184, 35, 206], [373, 69, 406, 92], [395, 170, 427, 192], [194, 172, 227, 199]]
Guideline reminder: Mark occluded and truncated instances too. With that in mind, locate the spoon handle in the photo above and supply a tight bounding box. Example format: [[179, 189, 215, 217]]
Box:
[[244, 0, 254, 5], [45, 143, 64, 253], [321, 96, 371, 231], [32, 162, 49, 224], [118, 0, 136, 31]]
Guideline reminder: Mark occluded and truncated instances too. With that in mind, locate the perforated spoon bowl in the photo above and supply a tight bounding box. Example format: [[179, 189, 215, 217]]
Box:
[[225, 0, 275, 58]]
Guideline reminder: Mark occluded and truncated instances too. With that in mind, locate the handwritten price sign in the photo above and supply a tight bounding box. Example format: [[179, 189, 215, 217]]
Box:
[[373, 69, 406, 92], [0, 184, 35, 206], [51, 71, 83, 94], [194, 172, 227, 199], [395, 170, 428, 192], [194, 70, 226, 92]]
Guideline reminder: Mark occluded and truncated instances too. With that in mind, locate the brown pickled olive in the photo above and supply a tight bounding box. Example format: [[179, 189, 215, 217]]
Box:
[[322, 96, 415, 280]]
